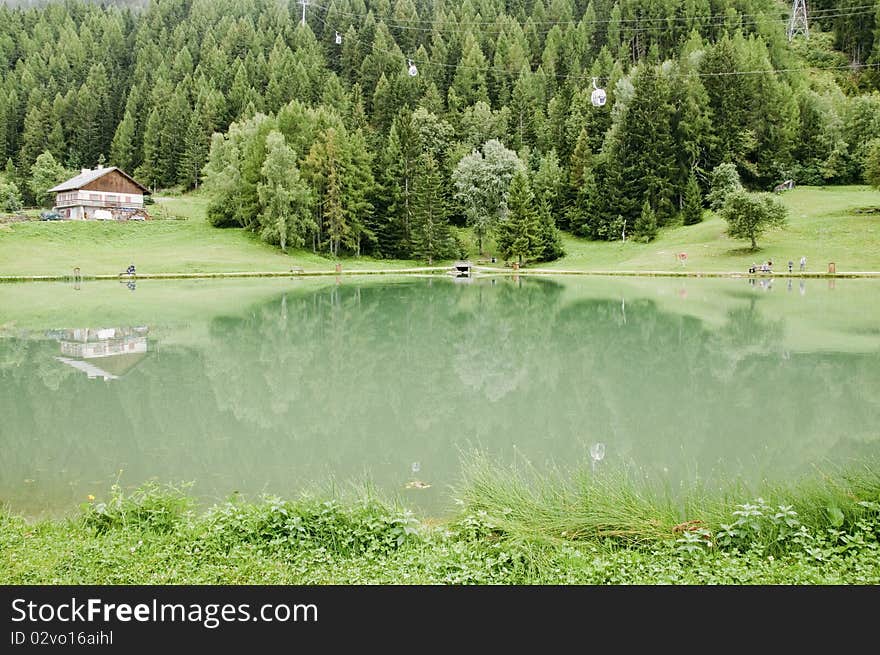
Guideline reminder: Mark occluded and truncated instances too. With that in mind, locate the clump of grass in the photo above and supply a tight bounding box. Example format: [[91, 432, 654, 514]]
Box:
[[454, 455, 681, 545], [82, 481, 195, 534], [454, 452, 880, 552]]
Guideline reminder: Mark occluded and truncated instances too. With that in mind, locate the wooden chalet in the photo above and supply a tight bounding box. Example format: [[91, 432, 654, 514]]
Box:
[[49, 166, 151, 220]]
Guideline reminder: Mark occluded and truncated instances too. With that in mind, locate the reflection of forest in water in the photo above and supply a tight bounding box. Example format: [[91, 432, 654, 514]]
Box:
[[1, 278, 879, 515]]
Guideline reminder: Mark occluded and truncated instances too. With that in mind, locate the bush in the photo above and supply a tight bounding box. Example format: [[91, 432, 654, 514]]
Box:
[[864, 138, 880, 189], [0, 180, 23, 212], [197, 496, 421, 557]]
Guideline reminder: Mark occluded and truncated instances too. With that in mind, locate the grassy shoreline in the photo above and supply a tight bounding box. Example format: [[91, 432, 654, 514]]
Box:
[[3, 461, 878, 584], [2, 186, 879, 277], [2, 269, 880, 283]]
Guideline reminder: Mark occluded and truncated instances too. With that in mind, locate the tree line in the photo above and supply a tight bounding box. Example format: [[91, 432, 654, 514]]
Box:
[[1, 0, 880, 261]]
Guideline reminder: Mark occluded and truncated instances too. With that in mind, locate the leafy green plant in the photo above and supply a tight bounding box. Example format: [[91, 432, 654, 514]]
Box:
[[675, 527, 712, 555], [715, 498, 802, 553], [81, 481, 194, 534], [197, 496, 421, 557]]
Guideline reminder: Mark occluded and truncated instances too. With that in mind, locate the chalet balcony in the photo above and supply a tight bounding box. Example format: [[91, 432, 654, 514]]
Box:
[[55, 198, 144, 209]]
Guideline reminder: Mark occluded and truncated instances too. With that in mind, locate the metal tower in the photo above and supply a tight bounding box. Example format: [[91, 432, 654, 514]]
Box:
[[788, 0, 809, 41]]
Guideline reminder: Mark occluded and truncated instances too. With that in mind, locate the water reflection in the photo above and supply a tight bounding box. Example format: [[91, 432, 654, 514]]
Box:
[[1, 277, 878, 516], [52, 327, 149, 381]]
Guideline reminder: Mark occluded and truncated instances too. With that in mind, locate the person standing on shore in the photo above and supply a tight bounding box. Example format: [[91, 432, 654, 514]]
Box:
[[799, 256, 806, 272]]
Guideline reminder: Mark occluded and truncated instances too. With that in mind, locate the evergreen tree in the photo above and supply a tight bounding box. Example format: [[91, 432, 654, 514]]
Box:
[[411, 153, 456, 265], [535, 196, 565, 261], [74, 63, 112, 166], [110, 108, 136, 172], [633, 198, 658, 242], [682, 173, 703, 225], [532, 149, 565, 224], [497, 169, 540, 264], [597, 63, 677, 237], [381, 111, 421, 257], [451, 32, 489, 107], [135, 107, 163, 190]]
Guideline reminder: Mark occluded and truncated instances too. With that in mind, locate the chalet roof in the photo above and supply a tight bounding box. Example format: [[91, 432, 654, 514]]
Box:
[[55, 351, 148, 380], [49, 166, 150, 194]]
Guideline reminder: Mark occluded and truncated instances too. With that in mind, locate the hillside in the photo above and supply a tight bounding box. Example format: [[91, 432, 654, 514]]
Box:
[[2, 0, 880, 269]]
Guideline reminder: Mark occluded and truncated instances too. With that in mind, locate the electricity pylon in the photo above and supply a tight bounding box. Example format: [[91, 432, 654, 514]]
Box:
[[788, 0, 809, 41]]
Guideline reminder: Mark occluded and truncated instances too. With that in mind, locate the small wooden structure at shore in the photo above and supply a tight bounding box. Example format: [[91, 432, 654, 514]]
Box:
[[452, 261, 473, 276]]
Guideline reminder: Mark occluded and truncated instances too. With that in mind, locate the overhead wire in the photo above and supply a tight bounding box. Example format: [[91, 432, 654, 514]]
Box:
[[307, 2, 877, 28], [310, 5, 879, 87]]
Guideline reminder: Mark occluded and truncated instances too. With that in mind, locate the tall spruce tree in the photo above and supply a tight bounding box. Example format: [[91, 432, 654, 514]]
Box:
[[497, 169, 541, 264], [682, 173, 703, 225], [411, 153, 456, 264]]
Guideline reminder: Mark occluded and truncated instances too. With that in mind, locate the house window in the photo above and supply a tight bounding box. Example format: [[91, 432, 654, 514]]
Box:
[[90, 193, 101, 201]]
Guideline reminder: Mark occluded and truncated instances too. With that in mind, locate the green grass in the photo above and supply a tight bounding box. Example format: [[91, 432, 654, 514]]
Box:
[[1, 186, 879, 276], [0, 193, 430, 276], [541, 185, 880, 273], [2, 462, 878, 584]]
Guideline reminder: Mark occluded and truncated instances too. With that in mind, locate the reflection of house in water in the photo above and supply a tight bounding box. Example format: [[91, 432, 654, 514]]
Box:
[[52, 326, 149, 380]]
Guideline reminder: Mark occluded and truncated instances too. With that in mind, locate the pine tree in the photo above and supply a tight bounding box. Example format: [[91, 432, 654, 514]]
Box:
[[135, 107, 162, 190], [18, 99, 52, 176], [497, 169, 540, 264], [682, 173, 703, 225], [110, 109, 136, 172], [74, 63, 111, 166], [381, 111, 421, 256], [411, 153, 455, 265], [451, 32, 489, 107], [603, 63, 678, 232], [535, 196, 565, 261], [633, 198, 658, 242]]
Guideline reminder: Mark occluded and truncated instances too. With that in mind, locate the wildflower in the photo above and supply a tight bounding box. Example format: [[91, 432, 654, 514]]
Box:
[[87, 494, 95, 502]]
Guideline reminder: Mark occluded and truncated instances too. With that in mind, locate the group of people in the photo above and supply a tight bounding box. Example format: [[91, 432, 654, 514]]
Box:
[[749, 256, 806, 275]]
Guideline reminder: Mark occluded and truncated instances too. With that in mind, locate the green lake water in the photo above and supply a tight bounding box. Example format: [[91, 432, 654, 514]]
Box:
[[1, 275, 878, 516]]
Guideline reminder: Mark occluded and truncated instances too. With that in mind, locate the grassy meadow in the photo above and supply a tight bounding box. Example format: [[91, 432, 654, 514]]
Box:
[[1, 186, 879, 277], [540, 185, 880, 273]]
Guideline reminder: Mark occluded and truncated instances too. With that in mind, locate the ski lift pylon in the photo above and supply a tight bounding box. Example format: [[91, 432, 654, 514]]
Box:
[[590, 77, 606, 107], [335, 31, 342, 45], [407, 59, 418, 77]]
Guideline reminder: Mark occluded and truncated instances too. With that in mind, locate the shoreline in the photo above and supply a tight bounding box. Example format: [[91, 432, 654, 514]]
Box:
[[2, 266, 880, 283]]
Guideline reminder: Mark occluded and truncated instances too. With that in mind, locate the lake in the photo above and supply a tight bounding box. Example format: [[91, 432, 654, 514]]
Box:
[[1, 275, 878, 516]]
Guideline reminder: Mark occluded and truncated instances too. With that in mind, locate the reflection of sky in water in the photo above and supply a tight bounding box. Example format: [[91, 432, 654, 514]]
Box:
[[0, 277, 878, 517]]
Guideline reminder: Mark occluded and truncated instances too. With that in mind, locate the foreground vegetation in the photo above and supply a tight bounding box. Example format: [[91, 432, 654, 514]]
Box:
[[1, 185, 879, 276], [3, 461, 878, 584]]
